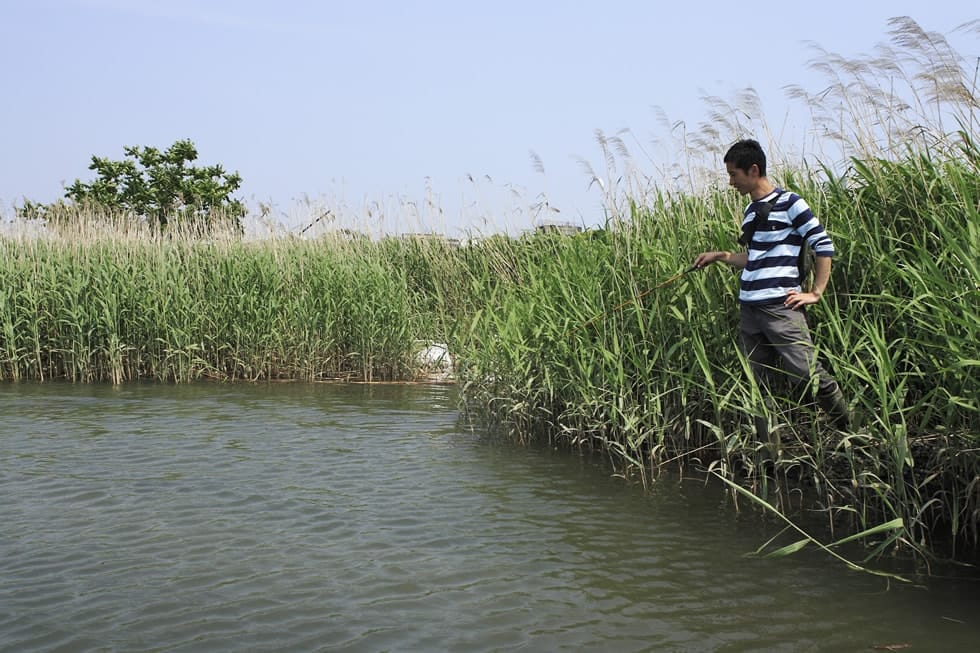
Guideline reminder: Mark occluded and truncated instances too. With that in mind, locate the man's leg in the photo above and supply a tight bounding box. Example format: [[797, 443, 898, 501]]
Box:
[[739, 305, 782, 440], [756, 305, 850, 430]]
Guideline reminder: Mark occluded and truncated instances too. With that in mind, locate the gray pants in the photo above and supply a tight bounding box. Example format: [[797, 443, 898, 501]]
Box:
[[738, 304, 848, 430], [738, 303, 837, 397]]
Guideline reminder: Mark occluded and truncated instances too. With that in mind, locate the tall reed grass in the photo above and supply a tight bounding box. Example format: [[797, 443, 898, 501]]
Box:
[[0, 222, 454, 383], [441, 17, 980, 558], [448, 135, 978, 557]]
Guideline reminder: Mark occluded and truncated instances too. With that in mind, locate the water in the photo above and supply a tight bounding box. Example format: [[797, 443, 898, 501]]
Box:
[[1, 382, 978, 652]]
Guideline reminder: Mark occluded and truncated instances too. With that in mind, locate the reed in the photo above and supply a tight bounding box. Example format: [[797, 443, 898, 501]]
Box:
[[447, 138, 978, 558], [448, 18, 980, 559], [0, 222, 449, 384]]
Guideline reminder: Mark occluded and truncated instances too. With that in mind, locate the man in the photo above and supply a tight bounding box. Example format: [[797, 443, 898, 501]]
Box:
[[693, 139, 849, 438]]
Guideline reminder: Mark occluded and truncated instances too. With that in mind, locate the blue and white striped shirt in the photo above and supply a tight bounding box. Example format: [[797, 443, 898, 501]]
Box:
[[739, 189, 835, 305]]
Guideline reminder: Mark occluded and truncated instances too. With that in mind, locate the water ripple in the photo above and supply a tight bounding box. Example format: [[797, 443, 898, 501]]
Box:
[[2, 382, 980, 652]]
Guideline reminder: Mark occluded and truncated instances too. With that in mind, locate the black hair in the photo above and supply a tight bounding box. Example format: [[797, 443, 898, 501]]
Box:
[[723, 139, 767, 176]]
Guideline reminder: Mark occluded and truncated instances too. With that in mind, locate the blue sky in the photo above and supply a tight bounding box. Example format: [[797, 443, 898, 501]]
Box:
[[1, 1, 976, 236]]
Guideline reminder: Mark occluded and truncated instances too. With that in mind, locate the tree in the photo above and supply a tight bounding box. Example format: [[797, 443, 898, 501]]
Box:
[[22, 139, 246, 231]]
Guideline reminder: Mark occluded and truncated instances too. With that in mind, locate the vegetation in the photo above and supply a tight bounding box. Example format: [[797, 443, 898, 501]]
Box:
[[19, 139, 245, 232], [0, 226, 441, 384], [450, 140, 979, 559], [444, 17, 980, 559], [1, 17, 977, 562]]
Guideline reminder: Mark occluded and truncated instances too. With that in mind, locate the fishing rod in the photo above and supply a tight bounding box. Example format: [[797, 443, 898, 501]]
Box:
[[298, 210, 334, 236], [570, 264, 699, 334]]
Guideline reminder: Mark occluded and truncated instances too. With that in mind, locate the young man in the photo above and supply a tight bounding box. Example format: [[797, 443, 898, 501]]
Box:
[[693, 139, 849, 438]]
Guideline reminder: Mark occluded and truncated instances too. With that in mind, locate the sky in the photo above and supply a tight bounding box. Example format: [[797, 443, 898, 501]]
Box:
[[1, 1, 976, 237]]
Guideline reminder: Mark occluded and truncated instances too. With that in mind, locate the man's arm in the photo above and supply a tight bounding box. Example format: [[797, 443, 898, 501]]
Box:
[[693, 250, 748, 269], [785, 255, 831, 309]]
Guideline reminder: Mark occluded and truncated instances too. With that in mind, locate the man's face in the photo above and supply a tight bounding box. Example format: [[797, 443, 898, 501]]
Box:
[[726, 162, 756, 196]]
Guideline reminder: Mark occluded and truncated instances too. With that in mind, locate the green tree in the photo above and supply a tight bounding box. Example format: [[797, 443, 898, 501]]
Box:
[[23, 139, 246, 231]]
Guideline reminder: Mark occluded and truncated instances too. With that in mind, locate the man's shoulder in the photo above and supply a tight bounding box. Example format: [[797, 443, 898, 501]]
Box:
[[773, 188, 806, 204], [773, 190, 812, 217]]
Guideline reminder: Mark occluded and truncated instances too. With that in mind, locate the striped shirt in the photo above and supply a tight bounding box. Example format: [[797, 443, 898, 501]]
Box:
[[739, 189, 835, 305]]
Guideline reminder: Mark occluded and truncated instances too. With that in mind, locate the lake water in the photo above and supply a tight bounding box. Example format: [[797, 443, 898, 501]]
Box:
[[1, 382, 978, 652]]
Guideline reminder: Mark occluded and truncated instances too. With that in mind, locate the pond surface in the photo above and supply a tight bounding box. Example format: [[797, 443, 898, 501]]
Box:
[[1, 382, 978, 652]]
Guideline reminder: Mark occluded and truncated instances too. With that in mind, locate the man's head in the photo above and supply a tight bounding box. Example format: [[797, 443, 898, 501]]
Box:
[[723, 139, 767, 197], [724, 139, 766, 176]]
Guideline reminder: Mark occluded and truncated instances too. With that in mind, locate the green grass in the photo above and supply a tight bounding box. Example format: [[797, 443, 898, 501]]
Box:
[[445, 133, 979, 558], [0, 229, 441, 383]]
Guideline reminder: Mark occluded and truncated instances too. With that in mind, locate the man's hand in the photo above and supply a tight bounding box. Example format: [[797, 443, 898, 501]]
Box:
[[693, 251, 727, 268], [784, 290, 820, 310]]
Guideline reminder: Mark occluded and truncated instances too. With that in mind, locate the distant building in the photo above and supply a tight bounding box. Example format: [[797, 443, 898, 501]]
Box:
[[400, 232, 462, 247], [535, 223, 582, 236]]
